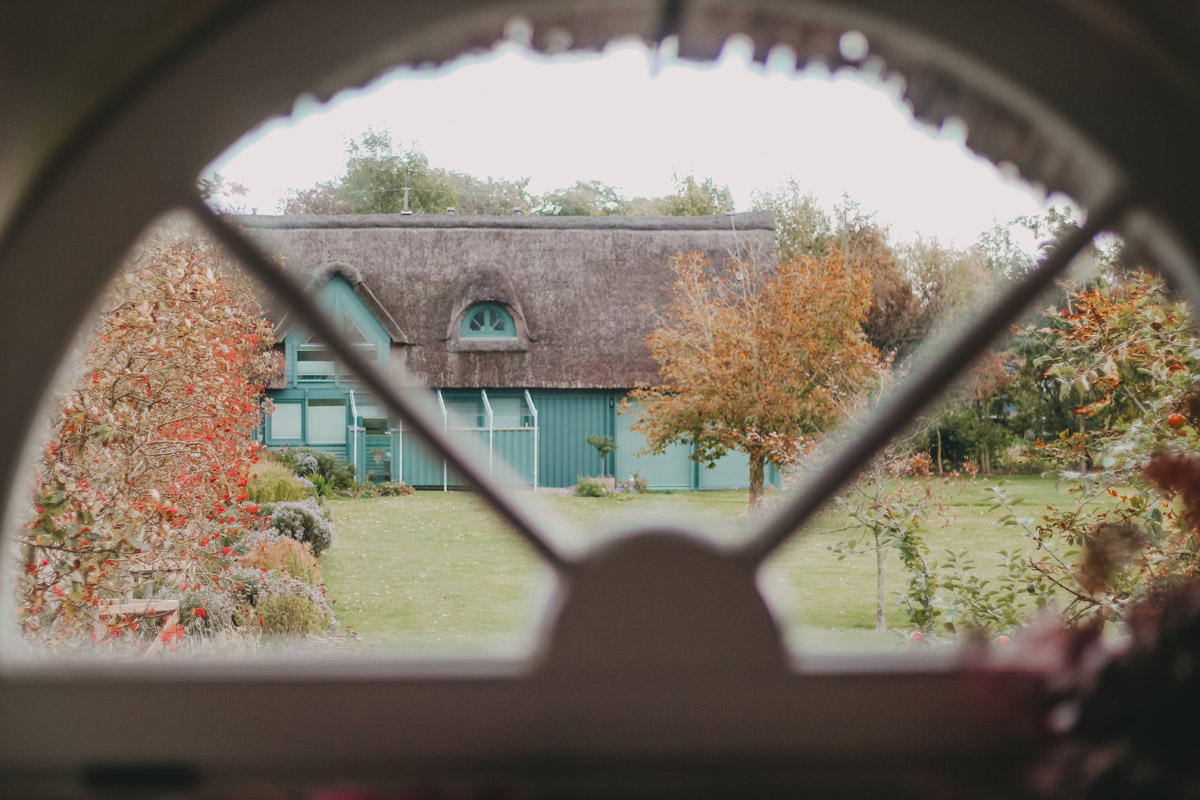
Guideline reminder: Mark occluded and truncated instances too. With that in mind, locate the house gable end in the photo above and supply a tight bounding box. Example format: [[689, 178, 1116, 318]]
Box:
[[281, 275, 392, 388], [276, 263, 410, 345]]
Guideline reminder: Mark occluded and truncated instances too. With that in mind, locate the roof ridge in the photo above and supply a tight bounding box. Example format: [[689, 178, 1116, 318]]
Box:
[[235, 212, 776, 232]]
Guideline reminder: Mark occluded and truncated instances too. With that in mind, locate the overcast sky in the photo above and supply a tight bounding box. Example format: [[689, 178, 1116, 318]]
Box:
[[209, 37, 1064, 248]]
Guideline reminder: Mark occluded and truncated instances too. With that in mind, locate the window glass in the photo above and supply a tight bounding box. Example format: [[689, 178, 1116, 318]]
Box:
[[297, 342, 335, 381], [270, 402, 302, 439], [307, 399, 346, 443], [445, 398, 482, 428], [341, 316, 370, 344], [490, 396, 526, 428], [460, 304, 515, 338]]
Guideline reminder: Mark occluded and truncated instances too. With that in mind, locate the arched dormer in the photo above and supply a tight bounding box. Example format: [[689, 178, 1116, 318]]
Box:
[[449, 300, 530, 353], [460, 303, 516, 338]]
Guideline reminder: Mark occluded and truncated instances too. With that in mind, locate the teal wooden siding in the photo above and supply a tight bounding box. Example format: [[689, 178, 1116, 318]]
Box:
[[265, 385, 783, 491], [400, 430, 452, 488], [529, 391, 616, 489], [614, 402, 694, 489], [697, 451, 750, 490], [363, 434, 392, 483], [261, 275, 783, 490]]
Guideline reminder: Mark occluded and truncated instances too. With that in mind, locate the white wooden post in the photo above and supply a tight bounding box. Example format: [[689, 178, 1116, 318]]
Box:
[[436, 389, 448, 492], [525, 390, 539, 491], [481, 389, 494, 476]]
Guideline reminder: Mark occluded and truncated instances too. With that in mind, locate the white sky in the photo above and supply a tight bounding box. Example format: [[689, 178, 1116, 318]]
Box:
[[209, 37, 1063, 248]]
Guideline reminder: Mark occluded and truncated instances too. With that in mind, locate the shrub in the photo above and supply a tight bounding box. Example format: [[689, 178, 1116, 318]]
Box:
[[239, 535, 323, 586], [247, 461, 314, 503], [229, 567, 336, 635], [164, 584, 241, 635], [574, 477, 608, 497], [258, 499, 335, 557], [376, 481, 414, 497], [274, 447, 356, 490], [616, 470, 649, 493]]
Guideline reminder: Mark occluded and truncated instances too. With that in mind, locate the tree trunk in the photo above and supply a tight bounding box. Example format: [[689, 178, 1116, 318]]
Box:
[[748, 453, 766, 513], [936, 427, 943, 475], [1079, 414, 1088, 473], [872, 467, 886, 633], [874, 526, 886, 633]]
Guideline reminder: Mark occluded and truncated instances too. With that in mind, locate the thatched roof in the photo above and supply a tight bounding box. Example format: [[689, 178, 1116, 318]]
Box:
[[239, 213, 777, 390]]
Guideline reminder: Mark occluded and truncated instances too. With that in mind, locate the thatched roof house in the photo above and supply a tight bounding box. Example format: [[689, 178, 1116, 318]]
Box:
[[241, 213, 777, 390], [239, 212, 779, 490]]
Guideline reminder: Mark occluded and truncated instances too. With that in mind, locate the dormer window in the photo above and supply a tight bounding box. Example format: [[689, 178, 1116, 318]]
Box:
[[460, 303, 516, 339]]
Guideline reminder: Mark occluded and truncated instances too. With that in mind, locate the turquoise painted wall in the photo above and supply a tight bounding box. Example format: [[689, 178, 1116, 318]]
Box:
[[614, 402, 693, 489], [266, 385, 784, 491], [529, 391, 615, 489]]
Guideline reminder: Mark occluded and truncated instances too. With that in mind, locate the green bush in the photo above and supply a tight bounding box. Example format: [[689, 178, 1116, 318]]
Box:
[[376, 481, 414, 497], [258, 499, 335, 557], [227, 567, 336, 635], [574, 477, 608, 497], [247, 461, 314, 503], [274, 447, 356, 490]]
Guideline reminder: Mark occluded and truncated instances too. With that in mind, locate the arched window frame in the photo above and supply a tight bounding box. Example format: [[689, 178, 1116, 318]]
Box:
[[459, 302, 517, 339]]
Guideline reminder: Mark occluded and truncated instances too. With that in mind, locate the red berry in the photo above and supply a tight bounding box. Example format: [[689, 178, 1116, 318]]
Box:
[[1168, 413, 1186, 429]]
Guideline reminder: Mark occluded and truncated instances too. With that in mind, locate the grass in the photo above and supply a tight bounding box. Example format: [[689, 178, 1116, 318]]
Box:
[[321, 475, 1086, 652]]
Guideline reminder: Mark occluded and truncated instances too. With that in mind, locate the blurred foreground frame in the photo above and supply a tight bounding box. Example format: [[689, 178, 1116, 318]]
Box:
[[3, 1, 1200, 798]]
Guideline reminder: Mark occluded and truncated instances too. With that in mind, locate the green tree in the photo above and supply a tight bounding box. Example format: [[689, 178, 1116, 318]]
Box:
[[749, 180, 833, 262], [536, 180, 627, 216], [278, 181, 351, 215], [584, 434, 617, 478], [658, 173, 731, 216], [438, 170, 533, 215], [337, 128, 456, 215]]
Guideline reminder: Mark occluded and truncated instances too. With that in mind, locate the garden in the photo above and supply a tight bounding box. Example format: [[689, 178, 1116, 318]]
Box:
[[319, 477, 1078, 651], [15, 203, 1200, 657]]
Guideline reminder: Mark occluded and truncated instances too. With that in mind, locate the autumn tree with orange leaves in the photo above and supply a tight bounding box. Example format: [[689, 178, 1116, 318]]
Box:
[[16, 226, 275, 645], [628, 250, 881, 510], [931, 268, 1200, 635]]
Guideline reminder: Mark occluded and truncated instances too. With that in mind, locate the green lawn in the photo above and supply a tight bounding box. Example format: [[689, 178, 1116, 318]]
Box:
[[321, 476, 1079, 652]]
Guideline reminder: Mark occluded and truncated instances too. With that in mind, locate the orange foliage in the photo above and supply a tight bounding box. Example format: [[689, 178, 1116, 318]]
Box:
[[17, 226, 274, 643], [628, 250, 881, 508]]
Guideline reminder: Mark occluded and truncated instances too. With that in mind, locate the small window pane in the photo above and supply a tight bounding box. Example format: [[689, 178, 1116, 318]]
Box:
[[491, 397, 525, 428], [460, 304, 515, 338], [342, 317, 370, 344], [270, 402, 302, 440], [297, 345, 335, 380], [308, 400, 346, 444], [446, 399, 481, 428]]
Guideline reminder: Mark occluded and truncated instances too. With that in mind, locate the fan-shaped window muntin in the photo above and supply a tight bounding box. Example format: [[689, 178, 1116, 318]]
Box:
[[461, 303, 516, 339]]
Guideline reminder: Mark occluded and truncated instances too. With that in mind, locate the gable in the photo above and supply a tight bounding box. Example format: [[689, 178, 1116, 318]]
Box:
[[282, 275, 391, 386]]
